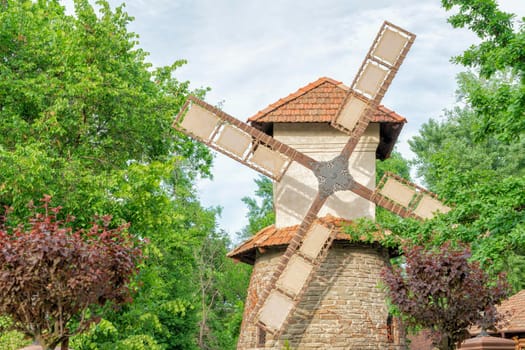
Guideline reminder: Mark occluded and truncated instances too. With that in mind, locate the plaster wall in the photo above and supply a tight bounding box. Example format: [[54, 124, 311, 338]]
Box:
[[273, 123, 380, 228]]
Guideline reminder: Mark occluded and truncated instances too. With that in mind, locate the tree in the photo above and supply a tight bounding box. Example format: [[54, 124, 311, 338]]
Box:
[[375, 150, 412, 225], [239, 176, 275, 240], [441, 0, 524, 141], [193, 230, 250, 350], [376, 150, 411, 184], [409, 94, 525, 197], [382, 242, 509, 350], [0, 1, 224, 348], [408, 0, 525, 286], [406, 74, 525, 292], [0, 196, 142, 350], [0, 0, 212, 224]]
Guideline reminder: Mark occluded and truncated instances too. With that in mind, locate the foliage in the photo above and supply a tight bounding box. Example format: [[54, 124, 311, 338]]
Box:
[[406, 74, 525, 292], [441, 0, 524, 141], [375, 150, 412, 225], [376, 150, 411, 184], [0, 1, 252, 349], [409, 96, 525, 196], [0, 0, 212, 224], [239, 176, 275, 240], [0, 196, 142, 349], [379, 178, 525, 292], [193, 230, 251, 349], [0, 316, 30, 350], [409, 1, 525, 291], [382, 242, 509, 350]]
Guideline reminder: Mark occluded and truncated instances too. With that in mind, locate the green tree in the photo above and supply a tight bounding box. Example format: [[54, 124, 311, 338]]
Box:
[[0, 0, 229, 348], [376, 150, 411, 184], [441, 0, 524, 141], [0, 0, 212, 224], [193, 229, 251, 349], [239, 176, 275, 240], [409, 94, 525, 197], [403, 1, 525, 291], [375, 150, 412, 225], [403, 100, 525, 290]]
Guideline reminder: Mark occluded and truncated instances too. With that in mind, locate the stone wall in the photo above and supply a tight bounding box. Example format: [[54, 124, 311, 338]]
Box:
[[237, 242, 406, 349]]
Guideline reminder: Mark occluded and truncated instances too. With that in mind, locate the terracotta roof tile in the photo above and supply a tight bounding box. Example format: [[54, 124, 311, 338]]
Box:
[[227, 215, 386, 265], [499, 289, 525, 332], [469, 290, 525, 335], [408, 330, 434, 350], [248, 77, 406, 124]]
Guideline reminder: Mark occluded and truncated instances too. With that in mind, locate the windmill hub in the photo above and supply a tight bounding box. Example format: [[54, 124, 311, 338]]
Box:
[[313, 154, 354, 198]]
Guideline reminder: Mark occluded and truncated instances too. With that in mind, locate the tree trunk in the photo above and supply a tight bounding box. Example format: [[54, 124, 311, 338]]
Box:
[[61, 337, 69, 350], [437, 336, 455, 350], [34, 334, 51, 350]]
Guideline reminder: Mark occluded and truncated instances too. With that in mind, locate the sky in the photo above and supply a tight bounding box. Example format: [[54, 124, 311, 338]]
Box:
[[63, 0, 525, 241]]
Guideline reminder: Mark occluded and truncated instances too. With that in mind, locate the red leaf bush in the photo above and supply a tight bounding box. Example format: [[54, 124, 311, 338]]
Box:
[[0, 196, 143, 349], [382, 242, 509, 350]]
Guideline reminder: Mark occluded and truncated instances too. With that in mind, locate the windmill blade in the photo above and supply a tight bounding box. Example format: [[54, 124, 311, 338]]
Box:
[[257, 222, 337, 336], [371, 172, 452, 220], [348, 180, 416, 218], [179, 21, 420, 343], [246, 192, 338, 336], [332, 21, 415, 151], [173, 96, 317, 181]]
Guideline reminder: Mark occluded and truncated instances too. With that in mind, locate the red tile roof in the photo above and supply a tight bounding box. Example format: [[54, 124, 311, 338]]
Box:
[[408, 330, 435, 350], [227, 215, 386, 265], [247, 77, 407, 160], [248, 77, 406, 124], [499, 289, 525, 332], [469, 290, 525, 336]]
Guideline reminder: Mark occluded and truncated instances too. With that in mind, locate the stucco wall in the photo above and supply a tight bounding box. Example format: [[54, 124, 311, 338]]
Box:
[[272, 123, 379, 228], [237, 243, 405, 350]]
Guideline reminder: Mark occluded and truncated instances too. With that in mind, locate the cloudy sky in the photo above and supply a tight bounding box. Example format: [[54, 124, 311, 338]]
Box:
[[64, 0, 525, 239]]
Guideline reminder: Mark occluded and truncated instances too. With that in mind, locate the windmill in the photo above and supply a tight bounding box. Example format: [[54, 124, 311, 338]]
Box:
[[173, 21, 450, 346]]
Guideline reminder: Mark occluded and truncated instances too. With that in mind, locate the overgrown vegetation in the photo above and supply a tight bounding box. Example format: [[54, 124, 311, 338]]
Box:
[[376, 1, 525, 347]]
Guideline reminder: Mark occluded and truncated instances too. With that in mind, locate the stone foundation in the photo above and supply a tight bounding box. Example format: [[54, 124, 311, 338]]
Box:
[[237, 243, 405, 349]]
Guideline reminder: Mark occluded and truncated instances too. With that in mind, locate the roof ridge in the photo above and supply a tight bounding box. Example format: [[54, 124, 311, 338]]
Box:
[[248, 77, 344, 122], [377, 104, 406, 122]]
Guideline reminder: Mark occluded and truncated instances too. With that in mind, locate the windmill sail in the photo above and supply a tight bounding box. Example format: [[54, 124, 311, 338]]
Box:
[[332, 22, 415, 144], [248, 22, 417, 336], [173, 96, 317, 181], [257, 221, 337, 333], [373, 172, 451, 219]]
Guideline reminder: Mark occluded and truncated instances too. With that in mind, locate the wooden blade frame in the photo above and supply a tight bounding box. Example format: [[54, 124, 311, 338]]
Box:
[[173, 96, 316, 181], [333, 21, 415, 158], [373, 172, 451, 219], [248, 22, 417, 339], [172, 21, 449, 341]]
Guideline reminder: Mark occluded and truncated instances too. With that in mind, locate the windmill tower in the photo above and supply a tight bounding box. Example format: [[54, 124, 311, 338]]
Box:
[[173, 21, 450, 349], [227, 77, 408, 349]]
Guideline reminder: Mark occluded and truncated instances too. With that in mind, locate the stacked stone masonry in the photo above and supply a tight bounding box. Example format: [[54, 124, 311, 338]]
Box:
[[237, 242, 405, 349]]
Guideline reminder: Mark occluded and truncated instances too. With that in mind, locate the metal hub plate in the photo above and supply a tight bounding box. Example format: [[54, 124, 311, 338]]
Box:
[[312, 154, 355, 198]]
